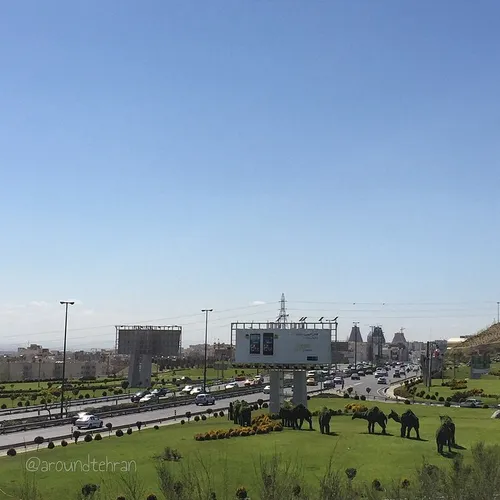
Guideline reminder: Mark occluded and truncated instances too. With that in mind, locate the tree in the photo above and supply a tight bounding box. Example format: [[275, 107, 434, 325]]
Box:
[[105, 423, 113, 438], [185, 412, 192, 422], [366, 388, 371, 395], [34, 436, 44, 451], [347, 387, 354, 395], [72, 430, 81, 444]]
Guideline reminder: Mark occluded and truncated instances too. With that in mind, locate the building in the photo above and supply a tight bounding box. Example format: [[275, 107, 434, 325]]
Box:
[[0, 359, 108, 383]]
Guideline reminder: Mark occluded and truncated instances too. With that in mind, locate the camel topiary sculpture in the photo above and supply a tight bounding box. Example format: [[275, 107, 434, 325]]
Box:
[[318, 407, 335, 434], [388, 409, 420, 439], [352, 406, 387, 434], [279, 403, 313, 430], [436, 415, 455, 454], [232, 400, 252, 427]]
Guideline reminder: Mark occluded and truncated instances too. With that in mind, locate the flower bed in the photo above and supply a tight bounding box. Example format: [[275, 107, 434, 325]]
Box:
[[194, 415, 283, 441]]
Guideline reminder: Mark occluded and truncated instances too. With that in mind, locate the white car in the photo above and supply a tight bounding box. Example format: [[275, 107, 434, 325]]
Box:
[[263, 385, 271, 394], [333, 377, 343, 384], [190, 387, 203, 395], [225, 382, 239, 390], [139, 393, 158, 403], [195, 393, 215, 405], [377, 377, 387, 385], [74, 414, 103, 430], [182, 385, 194, 393]]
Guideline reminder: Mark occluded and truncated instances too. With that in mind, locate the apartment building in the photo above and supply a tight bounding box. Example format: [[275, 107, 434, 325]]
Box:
[[0, 359, 108, 383]]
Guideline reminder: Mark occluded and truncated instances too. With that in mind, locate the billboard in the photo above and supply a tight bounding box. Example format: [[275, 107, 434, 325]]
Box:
[[116, 326, 182, 356], [234, 328, 332, 365]]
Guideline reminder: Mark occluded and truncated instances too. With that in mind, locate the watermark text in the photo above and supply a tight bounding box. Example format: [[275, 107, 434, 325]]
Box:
[[25, 455, 136, 473]]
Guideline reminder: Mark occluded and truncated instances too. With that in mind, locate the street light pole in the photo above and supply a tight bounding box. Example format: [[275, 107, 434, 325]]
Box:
[[497, 301, 499, 324], [202, 309, 213, 392], [60, 301, 75, 418]]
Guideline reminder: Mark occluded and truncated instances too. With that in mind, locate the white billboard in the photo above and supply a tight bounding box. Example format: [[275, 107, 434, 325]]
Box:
[[234, 328, 332, 365]]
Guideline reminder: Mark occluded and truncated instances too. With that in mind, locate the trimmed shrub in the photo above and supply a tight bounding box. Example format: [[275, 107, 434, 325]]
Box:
[[126, 428, 132, 435], [438, 396, 445, 402], [201, 415, 207, 421], [262, 402, 269, 408], [84, 434, 93, 442], [181, 420, 185, 425], [194, 416, 200, 422], [444, 401, 451, 407], [61, 440, 68, 447], [94, 434, 102, 441], [154, 425, 159, 430], [360, 395, 366, 401], [7, 448, 16, 456], [116, 429, 124, 437], [219, 411, 224, 417], [47, 441, 55, 449], [404, 399, 411, 405]]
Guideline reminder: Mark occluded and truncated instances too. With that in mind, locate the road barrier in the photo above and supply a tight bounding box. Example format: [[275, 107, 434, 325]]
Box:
[[0, 380, 233, 416], [0, 388, 326, 452], [0, 384, 277, 435]]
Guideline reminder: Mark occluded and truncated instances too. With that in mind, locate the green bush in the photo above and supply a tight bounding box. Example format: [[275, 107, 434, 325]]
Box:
[[94, 434, 102, 441], [126, 428, 132, 435], [47, 441, 55, 449], [84, 434, 92, 442], [116, 430, 124, 437]]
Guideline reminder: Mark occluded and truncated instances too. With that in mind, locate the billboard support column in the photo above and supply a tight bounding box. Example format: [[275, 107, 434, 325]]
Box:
[[128, 352, 141, 387], [140, 355, 152, 387], [269, 370, 283, 414], [292, 370, 307, 407]]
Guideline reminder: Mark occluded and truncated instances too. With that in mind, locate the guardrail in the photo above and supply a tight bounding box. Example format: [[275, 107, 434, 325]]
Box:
[[0, 388, 326, 452], [0, 380, 235, 416], [0, 385, 273, 435]]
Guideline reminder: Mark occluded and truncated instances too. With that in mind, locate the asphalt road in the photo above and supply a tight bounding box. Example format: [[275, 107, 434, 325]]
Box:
[[0, 380, 258, 422], [0, 384, 329, 448]]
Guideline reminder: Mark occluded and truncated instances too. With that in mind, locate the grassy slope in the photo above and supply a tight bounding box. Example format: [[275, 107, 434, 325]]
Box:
[[1, 397, 498, 499]]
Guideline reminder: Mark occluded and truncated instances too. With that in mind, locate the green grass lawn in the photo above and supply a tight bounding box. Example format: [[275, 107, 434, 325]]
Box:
[[1, 396, 498, 499]]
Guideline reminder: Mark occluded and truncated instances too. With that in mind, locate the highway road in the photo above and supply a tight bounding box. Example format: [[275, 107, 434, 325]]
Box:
[[0, 380, 259, 422], [0, 385, 320, 449]]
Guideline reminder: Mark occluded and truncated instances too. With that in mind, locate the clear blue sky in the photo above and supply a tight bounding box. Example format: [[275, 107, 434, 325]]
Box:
[[1, 1, 499, 350]]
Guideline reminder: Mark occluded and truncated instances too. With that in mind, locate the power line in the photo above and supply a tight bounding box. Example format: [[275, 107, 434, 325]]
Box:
[[0, 302, 279, 342]]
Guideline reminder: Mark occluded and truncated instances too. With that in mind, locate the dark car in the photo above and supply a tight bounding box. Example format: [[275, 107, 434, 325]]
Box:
[[151, 387, 170, 397], [131, 390, 150, 403]]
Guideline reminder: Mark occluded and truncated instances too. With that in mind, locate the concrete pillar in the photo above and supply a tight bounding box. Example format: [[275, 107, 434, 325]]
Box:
[[292, 370, 308, 407], [269, 370, 284, 414], [128, 352, 141, 387], [140, 355, 152, 388]]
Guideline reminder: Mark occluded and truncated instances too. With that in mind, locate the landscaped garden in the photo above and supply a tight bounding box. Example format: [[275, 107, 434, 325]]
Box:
[[394, 363, 500, 405], [1, 395, 500, 499]]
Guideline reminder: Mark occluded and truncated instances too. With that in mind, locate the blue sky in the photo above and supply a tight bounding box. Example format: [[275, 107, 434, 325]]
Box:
[[1, 1, 499, 350]]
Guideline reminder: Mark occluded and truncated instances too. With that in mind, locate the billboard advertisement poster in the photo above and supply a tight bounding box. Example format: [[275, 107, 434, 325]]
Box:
[[234, 328, 332, 365], [263, 332, 274, 356], [249, 333, 261, 354]]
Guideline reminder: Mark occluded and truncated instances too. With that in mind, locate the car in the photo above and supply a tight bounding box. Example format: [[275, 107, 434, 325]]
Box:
[[377, 377, 387, 384], [393, 371, 401, 378], [225, 382, 239, 390], [195, 393, 215, 406], [324, 379, 335, 388], [351, 373, 360, 380], [244, 379, 254, 387], [333, 376, 343, 384], [74, 414, 103, 430], [357, 370, 365, 376], [131, 390, 150, 402], [365, 368, 373, 375], [151, 387, 170, 397], [190, 386, 203, 395], [182, 385, 194, 393], [71, 412, 89, 425], [461, 398, 483, 408], [139, 393, 158, 403], [306, 378, 317, 386], [263, 385, 271, 394]]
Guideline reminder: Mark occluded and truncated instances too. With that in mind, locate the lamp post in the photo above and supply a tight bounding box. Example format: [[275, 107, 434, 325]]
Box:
[[60, 301, 75, 418], [202, 309, 213, 392]]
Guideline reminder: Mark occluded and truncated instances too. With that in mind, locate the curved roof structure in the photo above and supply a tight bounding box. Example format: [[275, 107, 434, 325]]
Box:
[[348, 325, 363, 343]]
